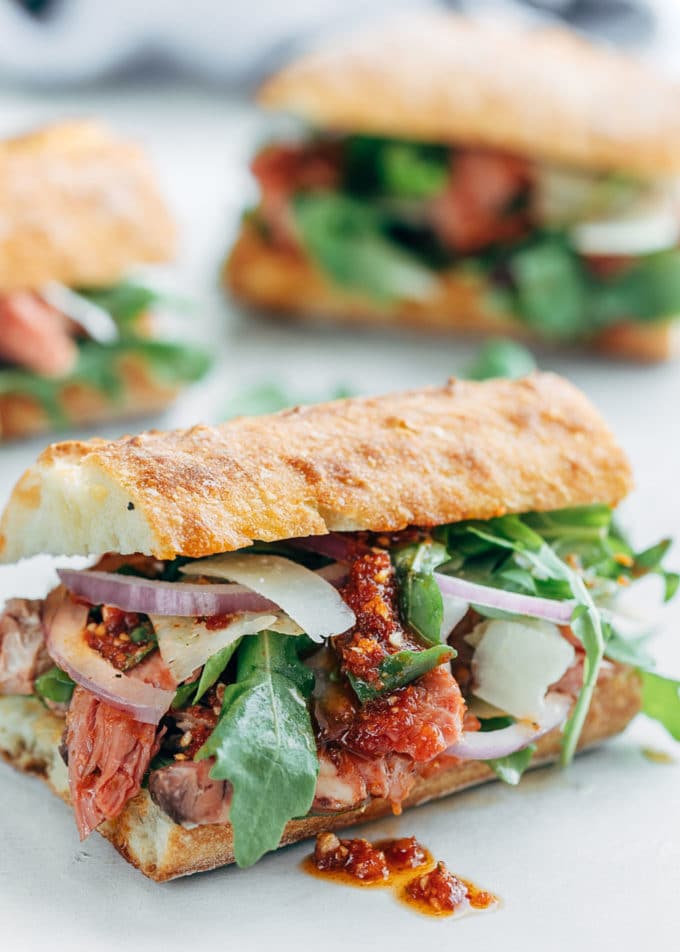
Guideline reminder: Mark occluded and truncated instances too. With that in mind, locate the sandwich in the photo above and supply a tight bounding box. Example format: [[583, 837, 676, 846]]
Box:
[[0, 120, 209, 441], [226, 15, 680, 361], [0, 374, 677, 880]]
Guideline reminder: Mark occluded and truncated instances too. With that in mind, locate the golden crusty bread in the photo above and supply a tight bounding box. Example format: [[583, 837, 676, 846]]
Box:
[[0, 665, 641, 880], [0, 120, 175, 291], [0, 353, 185, 444], [0, 373, 632, 563], [226, 223, 680, 363], [259, 13, 680, 176]]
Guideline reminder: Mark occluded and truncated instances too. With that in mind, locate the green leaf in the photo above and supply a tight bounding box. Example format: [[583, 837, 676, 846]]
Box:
[[486, 744, 536, 785], [380, 142, 449, 199], [292, 192, 435, 301], [590, 248, 680, 326], [464, 338, 537, 381], [509, 237, 589, 339], [605, 633, 656, 668], [524, 505, 613, 542], [392, 541, 449, 645], [478, 716, 514, 732], [344, 135, 449, 199], [640, 671, 680, 741], [34, 666, 75, 704], [78, 281, 168, 328], [172, 682, 197, 710], [349, 644, 454, 703], [197, 632, 318, 867], [192, 639, 242, 704]]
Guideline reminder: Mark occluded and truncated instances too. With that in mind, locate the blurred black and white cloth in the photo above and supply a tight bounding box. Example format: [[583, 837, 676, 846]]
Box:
[[0, 0, 662, 87]]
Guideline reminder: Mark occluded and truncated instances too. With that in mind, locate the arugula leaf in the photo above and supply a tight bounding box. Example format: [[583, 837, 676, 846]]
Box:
[[172, 681, 197, 710], [392, 541, 449, 645], [292, 192, 435, 300], [344, 136, 449, 199], [78, 281, 168, 329], [349, 644, 454, 704], [478, 716, 515, 732], [590, 248, 680, 326], [192, 639, 242, 704], [34, 666, 75, 704], [486, 744, 536, 785], [604, 632, 656, 668], [509, 237, 590, 338], [640, 671, 680, 741], [464, 338, 537, 381], [197, 631, 318, 867], [171, 639, 243, 709], [380, 143, 449, 199]]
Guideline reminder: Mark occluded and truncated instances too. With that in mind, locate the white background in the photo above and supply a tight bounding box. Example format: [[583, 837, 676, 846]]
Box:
[[1, 21, 680, 950]]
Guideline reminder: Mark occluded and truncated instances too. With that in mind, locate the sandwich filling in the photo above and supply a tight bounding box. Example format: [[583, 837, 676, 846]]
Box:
[[248, 136, 680, 339], [0, 506, 677, 867], [0, 281, 209, 433]]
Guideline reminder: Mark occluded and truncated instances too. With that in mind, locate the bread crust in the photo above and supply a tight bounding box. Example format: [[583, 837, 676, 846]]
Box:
[[259, 13, 680, 176], [0, 353, 184, 443], [0, 371, 632, 562], [225, 224, 680, 363], [0, 665, 642, 880], [0, 120, 176, 291]]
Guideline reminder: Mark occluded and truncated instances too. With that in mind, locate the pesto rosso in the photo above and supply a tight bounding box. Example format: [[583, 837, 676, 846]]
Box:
[[0, 282, 210, 424], [43, 503, 675, 869]]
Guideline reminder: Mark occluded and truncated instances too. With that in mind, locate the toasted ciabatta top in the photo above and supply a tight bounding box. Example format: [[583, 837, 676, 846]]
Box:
[[0, 120, 176, 292], [0, 374, 631, 562], [259, 13, 680, 176]]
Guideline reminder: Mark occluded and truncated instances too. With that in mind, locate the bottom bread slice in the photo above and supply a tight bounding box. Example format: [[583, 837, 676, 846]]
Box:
[[225, 224, 680, 363], [0, 665, 641, 881]]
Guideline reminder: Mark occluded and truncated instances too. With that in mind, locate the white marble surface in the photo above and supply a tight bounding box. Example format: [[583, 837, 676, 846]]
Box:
[[0, 79, 679, 951]]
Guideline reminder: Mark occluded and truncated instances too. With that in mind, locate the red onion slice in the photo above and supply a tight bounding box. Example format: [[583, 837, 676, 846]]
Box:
[[181, 554, 355, 641], [446, 692, 571, 761], [435, 573, 574, 625], [57, 563, 348, 619], [44, 587, 174, 725]]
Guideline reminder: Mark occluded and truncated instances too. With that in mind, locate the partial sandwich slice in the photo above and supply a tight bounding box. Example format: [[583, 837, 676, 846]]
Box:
[[0, 375, 678, 880], [226, 14, 680, 361], [0, 120, 210, 441]]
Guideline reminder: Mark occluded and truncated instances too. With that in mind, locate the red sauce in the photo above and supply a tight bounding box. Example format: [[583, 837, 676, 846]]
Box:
[[337, 551, 419, 689], [204, 612, 237, 632], [304, 833, 498, 919], [85, 606, 155, 671]]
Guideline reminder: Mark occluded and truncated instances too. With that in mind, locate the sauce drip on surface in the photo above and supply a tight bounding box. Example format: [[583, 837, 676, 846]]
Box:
[[304, 832, 498, 919]]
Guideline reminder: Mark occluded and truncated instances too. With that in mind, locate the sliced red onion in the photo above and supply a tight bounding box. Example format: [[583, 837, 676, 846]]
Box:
[[181, 553, 355, 641], [43, 586, 174, 725], [57, 562, 348, 619], [435, 573, 574, 625], [446, 692, 571, 761]]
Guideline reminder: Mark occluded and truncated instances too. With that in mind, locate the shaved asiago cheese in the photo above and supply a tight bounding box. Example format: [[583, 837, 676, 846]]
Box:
[[468, 617, 575, 721], [440, 593, 469, 639], [181, 554, 355, 642], [150, 612, 283, 683]]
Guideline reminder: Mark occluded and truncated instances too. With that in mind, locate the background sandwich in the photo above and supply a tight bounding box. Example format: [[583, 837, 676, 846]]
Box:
[[0, 120, 209, 442], [226, 15, 680, 361], [0, 374, 677, 880]]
